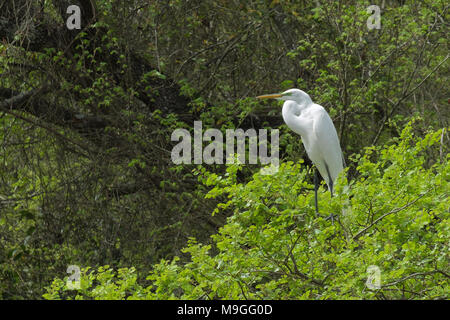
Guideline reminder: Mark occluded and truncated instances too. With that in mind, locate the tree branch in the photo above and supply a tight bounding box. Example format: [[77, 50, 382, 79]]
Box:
[[353, 193, 426, 240]]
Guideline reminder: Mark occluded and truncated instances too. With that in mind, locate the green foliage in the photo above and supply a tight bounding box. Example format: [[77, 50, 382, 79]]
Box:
[[1, 0, 448, 300], [44, 123, 449, 300]]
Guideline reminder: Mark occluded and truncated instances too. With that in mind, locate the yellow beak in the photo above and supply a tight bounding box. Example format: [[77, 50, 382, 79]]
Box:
[[256, 93, 283, 99]]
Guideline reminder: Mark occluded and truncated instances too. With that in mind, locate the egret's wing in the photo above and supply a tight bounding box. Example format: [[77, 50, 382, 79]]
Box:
[[312, 105, 344, 188]]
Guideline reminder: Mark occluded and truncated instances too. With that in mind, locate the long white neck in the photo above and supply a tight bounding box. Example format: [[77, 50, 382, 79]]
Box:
[[281, 98, 313, 137]]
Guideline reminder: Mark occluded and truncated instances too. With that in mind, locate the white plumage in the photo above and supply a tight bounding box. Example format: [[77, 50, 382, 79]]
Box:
[[257, 88, 344, 219]]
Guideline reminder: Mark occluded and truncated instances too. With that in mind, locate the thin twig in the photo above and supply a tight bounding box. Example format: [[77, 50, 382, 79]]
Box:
[[440, 128, 446, 163], [353, 193, 426, 240], [382, 271, 440, 288], [372, 54, 449, 145]]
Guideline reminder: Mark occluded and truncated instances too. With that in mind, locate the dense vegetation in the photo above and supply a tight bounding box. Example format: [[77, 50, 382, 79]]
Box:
[[0, 0, 448, 299]]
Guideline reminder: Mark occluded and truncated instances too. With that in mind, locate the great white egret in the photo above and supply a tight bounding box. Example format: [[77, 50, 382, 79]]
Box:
[[257, 88, 344, 222]]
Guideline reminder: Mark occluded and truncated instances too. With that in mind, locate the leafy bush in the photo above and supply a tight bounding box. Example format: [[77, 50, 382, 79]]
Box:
[[44, 122, 449, 300]]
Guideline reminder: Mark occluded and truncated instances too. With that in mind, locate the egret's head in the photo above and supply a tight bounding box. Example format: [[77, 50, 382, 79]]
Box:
[[257, 88, 312, 106]]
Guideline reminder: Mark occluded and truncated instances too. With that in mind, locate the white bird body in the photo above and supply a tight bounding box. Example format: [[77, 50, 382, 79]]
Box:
[[258, 88, 344, 197]]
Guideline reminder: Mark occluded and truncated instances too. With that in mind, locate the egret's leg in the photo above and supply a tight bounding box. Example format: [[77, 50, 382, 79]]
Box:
[[324, 179, 338, 224], [314, 169, 319, 216]]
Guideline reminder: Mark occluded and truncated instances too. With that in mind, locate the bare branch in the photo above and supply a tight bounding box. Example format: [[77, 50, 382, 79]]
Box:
[[353, 193, 427, 240]]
